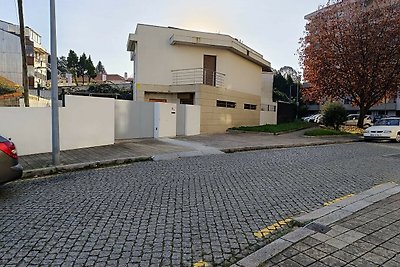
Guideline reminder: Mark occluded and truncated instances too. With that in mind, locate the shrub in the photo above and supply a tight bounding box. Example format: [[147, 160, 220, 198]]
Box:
[[322, 102, 347, 130], [0, 76, 20, 95]]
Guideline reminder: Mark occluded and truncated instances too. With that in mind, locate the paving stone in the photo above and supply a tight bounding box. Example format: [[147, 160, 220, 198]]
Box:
[[308, 262, 329, 267], [325, 238, 349, 249], [277, 258, 303, 267], [370, 246, 396, 259], [382, 260, 400, 267], [350, 257, 379, 267], [291, 242, 311, 252], [362, 251, 389, 265], [302, 238, 321, 247], [303, 247, 327, 260], [320, 256, 347, 267], [281, 248, 300, 258], [314, 243, 338, 254], [331, 250, 358, 263], [291, 253, 316, 266], [380, 241, 400, 253], [335, 230, 366, 244], [311, 233, 331, 242]]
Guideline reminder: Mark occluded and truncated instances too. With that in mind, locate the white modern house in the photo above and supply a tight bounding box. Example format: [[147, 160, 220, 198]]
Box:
[[127, 24, 277, 133]]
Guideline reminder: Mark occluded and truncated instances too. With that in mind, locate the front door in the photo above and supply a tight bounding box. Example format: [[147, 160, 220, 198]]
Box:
[[203, 55, 216, 86]]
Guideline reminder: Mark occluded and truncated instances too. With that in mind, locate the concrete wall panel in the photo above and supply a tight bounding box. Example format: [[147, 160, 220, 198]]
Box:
[[177, 104, 201, 136], [0, 95, 115, 155]]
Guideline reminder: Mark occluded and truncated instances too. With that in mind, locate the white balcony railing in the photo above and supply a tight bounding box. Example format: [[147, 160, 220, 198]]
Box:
[[171, 68, 225, 87]]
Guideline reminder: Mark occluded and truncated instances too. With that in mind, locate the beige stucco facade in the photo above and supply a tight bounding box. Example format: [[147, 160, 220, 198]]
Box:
[[127, 24, 277, 133]]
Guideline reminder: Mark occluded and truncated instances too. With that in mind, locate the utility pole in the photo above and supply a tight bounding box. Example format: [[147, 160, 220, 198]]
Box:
[[50, 0, 60, 165], [17, 0, 29, 107]]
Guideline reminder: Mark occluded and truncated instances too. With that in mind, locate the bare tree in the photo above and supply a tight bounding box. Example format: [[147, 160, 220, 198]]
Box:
[[17, 0, 29, 107]]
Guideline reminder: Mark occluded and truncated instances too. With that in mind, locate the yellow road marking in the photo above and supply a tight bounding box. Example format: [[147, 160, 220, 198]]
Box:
[[193, 260, 209, 267], [254, 218, 293, 238], [323, 194, 354, 206]]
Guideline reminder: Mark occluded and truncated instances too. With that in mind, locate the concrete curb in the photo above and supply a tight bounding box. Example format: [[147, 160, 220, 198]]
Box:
[[233, 182, 400, 267], [21, 156, 152, 179], [221, 139, 361, 154]]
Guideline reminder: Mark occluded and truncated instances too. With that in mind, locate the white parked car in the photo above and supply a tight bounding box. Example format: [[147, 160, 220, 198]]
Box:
[[345, 114, 373, 128], [303, 114, 318, 123], [363, 118, 400, 142]]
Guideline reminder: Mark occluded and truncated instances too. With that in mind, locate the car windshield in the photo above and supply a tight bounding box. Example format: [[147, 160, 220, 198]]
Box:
[[374, 119, 400, 126]]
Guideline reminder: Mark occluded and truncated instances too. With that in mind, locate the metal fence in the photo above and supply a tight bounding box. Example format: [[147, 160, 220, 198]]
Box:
[[171, 68, 225, 87]]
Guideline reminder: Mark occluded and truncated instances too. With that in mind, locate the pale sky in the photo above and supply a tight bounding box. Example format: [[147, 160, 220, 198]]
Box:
[[0, 0, 325, 76]]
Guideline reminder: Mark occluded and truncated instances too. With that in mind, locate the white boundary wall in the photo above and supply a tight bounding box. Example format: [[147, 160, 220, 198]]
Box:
[[1, 97, 198, 155], [115, 101, 177, 139], [177, 104, 200, 136], [0, 95, 115, 155], [260, 110, 277, 125]]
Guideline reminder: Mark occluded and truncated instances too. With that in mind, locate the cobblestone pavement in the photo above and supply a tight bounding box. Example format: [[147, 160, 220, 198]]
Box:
[[262, 193, 400, 267], [1, 142, 400, 266]]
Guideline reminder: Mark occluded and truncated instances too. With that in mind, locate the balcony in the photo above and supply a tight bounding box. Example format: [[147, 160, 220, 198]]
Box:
[[171, 68, 225, 87]]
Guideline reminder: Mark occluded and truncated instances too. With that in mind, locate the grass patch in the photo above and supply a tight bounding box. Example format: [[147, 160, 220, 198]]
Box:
[[304, 128, 352, 136], [231, 121, 313, 134]]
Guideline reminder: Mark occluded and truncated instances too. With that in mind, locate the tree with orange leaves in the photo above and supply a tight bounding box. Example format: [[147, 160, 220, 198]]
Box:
[[299, 0, 400, 128]]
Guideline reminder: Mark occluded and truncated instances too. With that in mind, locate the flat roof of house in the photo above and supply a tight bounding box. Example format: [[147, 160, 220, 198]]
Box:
[[0, 19, 42, 37], [127, 24, 272, 72]]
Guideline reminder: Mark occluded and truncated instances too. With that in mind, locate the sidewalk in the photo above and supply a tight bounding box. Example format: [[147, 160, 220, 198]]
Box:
[[175, 129, 360, 153], [234, 183, 400, 267], [20, 138, 192, 177], [20, 130, 361, 178]]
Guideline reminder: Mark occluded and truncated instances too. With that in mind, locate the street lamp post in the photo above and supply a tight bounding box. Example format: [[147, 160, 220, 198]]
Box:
[[50, 0, 60, 165]]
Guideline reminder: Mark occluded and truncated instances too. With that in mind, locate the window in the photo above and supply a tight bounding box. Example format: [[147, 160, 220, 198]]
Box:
[[244, 103, 257, 110], [216, 100, 236, 108], [265, 105, 277, 112]]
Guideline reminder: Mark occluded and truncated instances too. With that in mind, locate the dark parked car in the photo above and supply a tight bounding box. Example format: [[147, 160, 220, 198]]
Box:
[[0, 135, 23, 184]]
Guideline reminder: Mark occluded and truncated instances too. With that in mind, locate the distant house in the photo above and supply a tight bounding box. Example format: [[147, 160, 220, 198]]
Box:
[[58, 73, 128, 87], [127, 24, 276, 133], [93, 74, 127, 84], [0, 20, 49, 89]]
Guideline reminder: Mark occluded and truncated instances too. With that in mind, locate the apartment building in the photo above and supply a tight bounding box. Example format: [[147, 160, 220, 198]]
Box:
[[0, 20, 49, 89], [303, 0, 400, 117]]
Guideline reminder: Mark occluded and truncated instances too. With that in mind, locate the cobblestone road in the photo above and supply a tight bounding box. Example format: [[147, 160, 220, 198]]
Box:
[[1, 142, 400, 266]]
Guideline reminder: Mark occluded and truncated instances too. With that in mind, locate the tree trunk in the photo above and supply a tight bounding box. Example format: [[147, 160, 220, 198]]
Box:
[[357, 105, 366, 128], [17, 0, 29, 107]]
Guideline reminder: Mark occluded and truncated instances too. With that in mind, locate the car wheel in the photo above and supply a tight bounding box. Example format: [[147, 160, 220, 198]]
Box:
[[396, 133, 400, 143]]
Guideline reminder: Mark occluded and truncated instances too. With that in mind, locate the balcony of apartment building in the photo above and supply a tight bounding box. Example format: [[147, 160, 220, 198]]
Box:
[[171, 68, 225, 88]]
